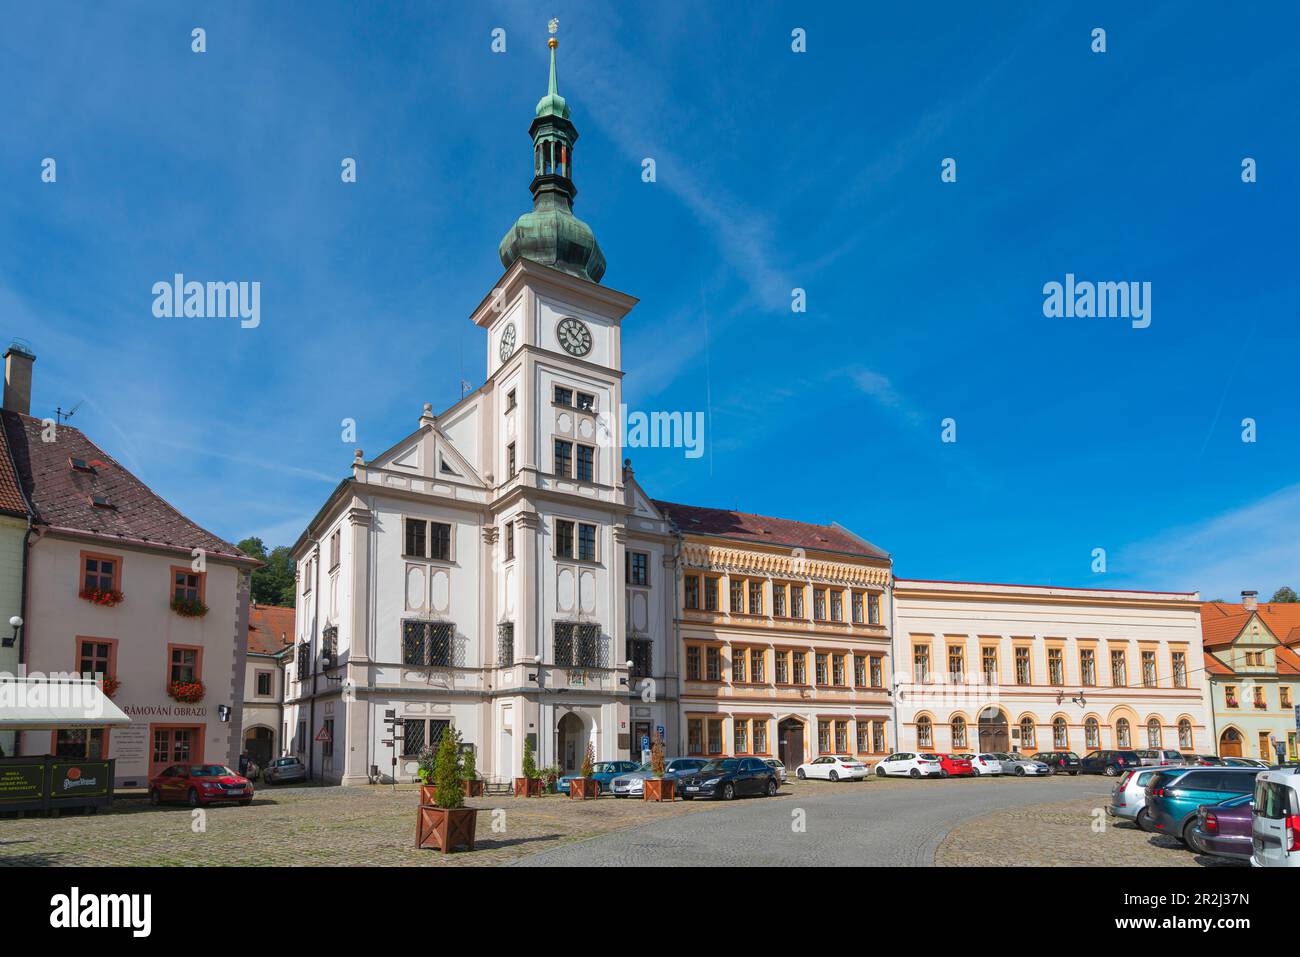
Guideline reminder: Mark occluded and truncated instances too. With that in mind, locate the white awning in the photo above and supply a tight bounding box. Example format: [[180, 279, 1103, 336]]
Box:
[[0, 677, 132, 729]]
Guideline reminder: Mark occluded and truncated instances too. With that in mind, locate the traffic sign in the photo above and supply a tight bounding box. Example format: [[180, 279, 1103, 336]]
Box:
[[656, 725, 665, 741], [315, 726, 332, 743], [640, 735, 650, 751]]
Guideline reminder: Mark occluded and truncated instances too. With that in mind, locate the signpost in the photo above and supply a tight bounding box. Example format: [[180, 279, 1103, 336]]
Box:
[[384, 710, 404, 791], [0, 756, 116, 816], [640, 734, 651, 765]]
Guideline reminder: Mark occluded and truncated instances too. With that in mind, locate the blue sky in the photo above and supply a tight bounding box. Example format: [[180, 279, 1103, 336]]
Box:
[[2, 1, 1297, 599]]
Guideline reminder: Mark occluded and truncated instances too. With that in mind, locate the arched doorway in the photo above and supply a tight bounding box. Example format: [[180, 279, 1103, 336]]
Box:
[[777, 718, 805, 772], [1219, 727, 1243, 758], [557, 712, 586, 775], [244, 727, 273, 766], [977, 707, 1008, 752]]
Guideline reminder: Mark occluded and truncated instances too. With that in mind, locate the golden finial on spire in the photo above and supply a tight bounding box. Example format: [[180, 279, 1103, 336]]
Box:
[[548, 17, 558, 48]]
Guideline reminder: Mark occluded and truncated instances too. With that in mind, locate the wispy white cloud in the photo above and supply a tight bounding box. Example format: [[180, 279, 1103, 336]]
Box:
[[1113, 484, 1300, 599]]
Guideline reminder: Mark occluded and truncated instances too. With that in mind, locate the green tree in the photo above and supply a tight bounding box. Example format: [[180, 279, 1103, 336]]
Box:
[[238, 536, 297, 606], [432, 724, 464, 810], [522, 736, 537, 780], [1270, 586, 1297, 603]]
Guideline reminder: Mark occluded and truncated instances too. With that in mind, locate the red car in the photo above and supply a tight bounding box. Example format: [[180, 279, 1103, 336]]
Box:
[[936, 754, 975, 777], [149, 763, 254, 807]]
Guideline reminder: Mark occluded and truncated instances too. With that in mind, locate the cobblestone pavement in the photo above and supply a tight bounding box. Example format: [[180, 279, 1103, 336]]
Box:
[[0, 784, 735, 866], [936, 796, 1248, 867], [516, 773, 1114, 866]]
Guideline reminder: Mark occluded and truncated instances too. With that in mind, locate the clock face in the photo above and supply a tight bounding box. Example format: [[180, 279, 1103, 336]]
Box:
[[498, 323, 517, 362], [556, 317, 593, 357]]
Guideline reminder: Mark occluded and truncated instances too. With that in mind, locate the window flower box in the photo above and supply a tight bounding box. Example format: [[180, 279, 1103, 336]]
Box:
[[170, 595, 209, 618], [79, 587, 124, 607], [100, 676, 121, 698], [168, 680, 205, 703]]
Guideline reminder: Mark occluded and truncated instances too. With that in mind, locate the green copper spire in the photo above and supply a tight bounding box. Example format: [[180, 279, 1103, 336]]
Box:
[[499, 21, 605, 283]]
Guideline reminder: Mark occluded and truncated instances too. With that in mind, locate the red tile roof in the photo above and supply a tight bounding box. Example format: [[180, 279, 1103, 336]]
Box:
[[1200, 601, 1300, 649], [1203, 652, 1234, 676], [652, 500, 888, 560], [1276, 645, 1300, 676], [1, 410, 254, 563], [248, 604, 294, 655], [0, 415, 28, 517]]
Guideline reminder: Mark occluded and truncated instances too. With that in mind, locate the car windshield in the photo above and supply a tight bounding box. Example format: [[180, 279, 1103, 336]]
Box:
[[190, 765, 234, 777], [700, 759, 740, 773], [919, 754, 941, 761], [591, 763, 619, 774]]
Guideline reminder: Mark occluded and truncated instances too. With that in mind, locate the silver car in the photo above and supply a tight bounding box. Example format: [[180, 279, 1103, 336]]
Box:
[[1136, 748, 1186, 767], [263, 756, 307, 785], [994, 752, 1051, 776], [1105, 766, 1161, 828], [763, 759, 788, 784], [609, 757, 709, 797]]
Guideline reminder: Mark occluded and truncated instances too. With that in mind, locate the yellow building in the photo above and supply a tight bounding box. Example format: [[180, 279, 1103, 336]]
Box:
[[659, 502, 893, 772]]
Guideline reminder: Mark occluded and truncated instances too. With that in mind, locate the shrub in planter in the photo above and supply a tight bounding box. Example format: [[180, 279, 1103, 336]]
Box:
[[80, 587, 124, 607], [539, 765, 561, 793], [417, 745, 438, 804], [461, 739, 484, 797], [514, 736, 543, 796], [167, 680, 205, 703], [569, 743, 599, 799], [416, 723, 477, 853], [643, 735, 674, 802], [170, 595, 209, 618]]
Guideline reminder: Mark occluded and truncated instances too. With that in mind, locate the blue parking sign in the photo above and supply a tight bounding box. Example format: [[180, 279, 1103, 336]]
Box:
[[657, 725, 665, 741], [641, 735, 650, 751]]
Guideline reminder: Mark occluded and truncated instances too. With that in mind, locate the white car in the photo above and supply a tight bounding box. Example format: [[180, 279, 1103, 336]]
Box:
[[1251, 768, 1300, 868], [957, 752, 1003, 776], [795, 755, 868, 781], [873, 752, 944, 778], [763, 759, 789, 784]]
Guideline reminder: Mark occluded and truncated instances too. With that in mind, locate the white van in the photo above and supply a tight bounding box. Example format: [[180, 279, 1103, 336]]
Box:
[[1251, 768, 1300, 867]]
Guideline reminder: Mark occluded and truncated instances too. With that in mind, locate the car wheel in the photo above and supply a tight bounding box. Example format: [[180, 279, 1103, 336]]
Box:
[[909, 768, 920, 778], [1181, 820, 1199, 848], [1015, 767, 1025, 776], [187, 789, 200, 808], [721, 782, 735, 801], [939, 770, 949, 779], [148, 788, 161, 806], [829, 770, 839, 782], [1135, 807, 1152, 832], [876, 766, 885, 777], [1104, 765, 1119, 777], [796, 768, 806, 779], [1070, 771, 1079, 776], [766, 779, 778, 796]]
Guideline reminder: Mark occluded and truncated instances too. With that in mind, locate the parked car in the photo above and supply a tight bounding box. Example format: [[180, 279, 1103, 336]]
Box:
[[1136, 749, 1186, 767], [149, 764, 255, 807], [1033, 751, 1081, 775], [1106, 766, 1163, 829], [874, 752, 944, 778], [935, 754, 974, 777], [609, 758, 708, 797], [262, 756, 307, 785], [795, 755, 868, 781], [679, 757, 779, 800], [1222, 757, 1270, 768], [1188, 794, 1254, 862], [995, 752, 1051, 776], [1183, 754, 1224, 766], [1144, 766, 1262, 845], [1079, 750, 1142, 776], [956, 752, 1003, 776], [763, 759, 788, 784], [557, 760, 640, 794], [1251, 767, 1300, 867]]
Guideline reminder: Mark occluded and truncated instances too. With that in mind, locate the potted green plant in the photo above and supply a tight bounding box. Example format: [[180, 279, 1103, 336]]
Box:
[[461, 735, 484, 797], [417, 745, 438, 804], [514, 736, 543, 797], [540, 765, 561, 793], [569, 743, 599, 799], [643, 735, 674, 802], [416, 724, 477, 853]]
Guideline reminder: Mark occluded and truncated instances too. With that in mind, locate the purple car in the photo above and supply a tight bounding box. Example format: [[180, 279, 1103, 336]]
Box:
[[1188, 794, 1253, 861]]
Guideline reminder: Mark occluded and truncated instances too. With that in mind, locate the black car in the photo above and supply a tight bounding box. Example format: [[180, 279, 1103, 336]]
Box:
[[1079, 750, 1142, 776], [1032, 751, 1081, 775], [679, 757, 779, 800]]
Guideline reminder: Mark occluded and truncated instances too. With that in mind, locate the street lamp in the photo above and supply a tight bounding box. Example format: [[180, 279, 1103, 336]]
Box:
[[3, 615, 21, 648], [620, 658, 633, 686]]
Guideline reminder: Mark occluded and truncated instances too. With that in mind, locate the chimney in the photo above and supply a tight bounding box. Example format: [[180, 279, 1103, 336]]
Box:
[[1241, 590, 1258, 612], [3, 340, 35, 416]]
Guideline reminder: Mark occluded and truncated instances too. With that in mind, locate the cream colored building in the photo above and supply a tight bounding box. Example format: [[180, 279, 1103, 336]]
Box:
[[664, 503, 893, 771], [892, 580, 1211, 757]]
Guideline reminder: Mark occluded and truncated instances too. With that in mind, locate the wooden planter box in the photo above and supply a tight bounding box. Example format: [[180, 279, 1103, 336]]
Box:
[[415, 805, 477, 853], [643, 778, 675, 802], [514, 777, 543, 797], [463, 779, 484, 797], [419, 784, 438, 805], [568, 777, 600, 800]]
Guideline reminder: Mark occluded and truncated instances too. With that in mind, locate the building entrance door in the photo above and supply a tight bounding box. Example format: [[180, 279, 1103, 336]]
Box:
[[778, 718, 804, 772], [557, 712, 585, 775], [1219, 728, 1243, 757], [978, 708, 1008, 753]]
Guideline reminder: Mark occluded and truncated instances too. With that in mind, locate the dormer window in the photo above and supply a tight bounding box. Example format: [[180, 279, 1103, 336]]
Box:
[[69, 457, 96, 473]]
